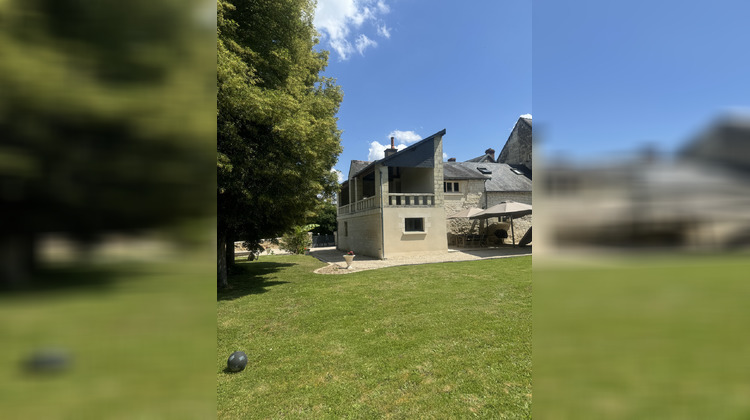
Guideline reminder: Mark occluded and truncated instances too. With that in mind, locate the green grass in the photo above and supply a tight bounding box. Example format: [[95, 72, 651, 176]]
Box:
[[0, 251, 216, 419], [534, 253, 750, 419], [218, 255, 532, 419]]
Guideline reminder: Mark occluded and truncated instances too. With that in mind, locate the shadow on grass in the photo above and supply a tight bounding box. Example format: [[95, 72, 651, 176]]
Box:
[[1, 265, 125, 296], [218, 261, 294, 301]]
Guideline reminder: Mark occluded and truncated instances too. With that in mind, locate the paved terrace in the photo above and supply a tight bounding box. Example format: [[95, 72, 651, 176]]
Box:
[[308, 246, 531, 275]]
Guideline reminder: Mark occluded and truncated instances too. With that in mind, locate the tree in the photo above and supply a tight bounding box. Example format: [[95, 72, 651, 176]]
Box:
[[310, 200, 338, 235], [0, 0, 215, 288], [217, 0, 343, 288]]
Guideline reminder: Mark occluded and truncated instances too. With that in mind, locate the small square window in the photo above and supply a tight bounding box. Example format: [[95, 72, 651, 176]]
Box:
[[444, 182, 460, 193], [405, 218, 424, 232]]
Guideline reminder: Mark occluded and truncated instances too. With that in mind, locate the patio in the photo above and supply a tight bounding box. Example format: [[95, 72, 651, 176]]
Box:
[[308, 246, 531, 274]]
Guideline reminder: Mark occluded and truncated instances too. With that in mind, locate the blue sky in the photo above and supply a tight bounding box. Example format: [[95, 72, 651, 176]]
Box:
[[534, 0, 750, 164], [313, 0, 531, 180]]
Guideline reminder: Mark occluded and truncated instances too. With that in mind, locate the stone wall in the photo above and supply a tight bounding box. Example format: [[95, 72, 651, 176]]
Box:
[[497, 118, 532, 169], [444, 180, 532, 239]]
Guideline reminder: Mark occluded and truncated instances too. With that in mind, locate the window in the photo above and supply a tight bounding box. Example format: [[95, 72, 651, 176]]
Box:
[[443, 182, 460, 193], [477, 167, 492, 175], [405, 218, 425, 232]]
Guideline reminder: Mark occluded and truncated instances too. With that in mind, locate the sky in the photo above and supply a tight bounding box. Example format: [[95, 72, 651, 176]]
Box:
[[312, 0, 531, 181], [533, 0, 750, 165]]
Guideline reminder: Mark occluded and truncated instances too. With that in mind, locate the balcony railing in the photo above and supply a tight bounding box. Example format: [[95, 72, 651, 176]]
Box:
[[387, 193, 434, 206], [355, 196, 376, 211], [338, 196, 377, 215], [339, 193, 436, 215]]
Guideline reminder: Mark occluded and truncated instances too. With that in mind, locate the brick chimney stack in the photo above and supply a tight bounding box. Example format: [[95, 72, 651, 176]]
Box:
[[485, 148, 496, 162], [384, 136, 398, 157], [447, 157, 456, 162]]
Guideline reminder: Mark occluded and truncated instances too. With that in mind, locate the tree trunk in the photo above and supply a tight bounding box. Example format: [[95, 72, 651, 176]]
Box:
[[217, 230, 228, 290], [0, 234, 35, 289], [226, 232, 235, 272]]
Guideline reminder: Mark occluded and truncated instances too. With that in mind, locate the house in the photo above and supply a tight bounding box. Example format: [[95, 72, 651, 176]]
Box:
[[337, 116, 534, 257], [337, 130, 448, 258]]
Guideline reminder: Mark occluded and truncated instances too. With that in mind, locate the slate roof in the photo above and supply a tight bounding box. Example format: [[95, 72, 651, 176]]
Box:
[[466, 154, 495, 163], [347, 129, 446, 179], [444, 162, 532, 192], [349, 160, 372, 179]]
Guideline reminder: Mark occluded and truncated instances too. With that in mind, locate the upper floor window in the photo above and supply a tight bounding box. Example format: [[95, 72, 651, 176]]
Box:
[[444, 182, 460, 193]]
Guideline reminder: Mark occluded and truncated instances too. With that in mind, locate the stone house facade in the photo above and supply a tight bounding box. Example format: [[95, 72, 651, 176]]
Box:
[[337, 117, 533, 257], [337, 130, 448, 259]]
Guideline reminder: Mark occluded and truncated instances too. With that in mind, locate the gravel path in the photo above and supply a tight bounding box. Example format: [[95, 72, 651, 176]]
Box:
[[309, 246, 531, 274]]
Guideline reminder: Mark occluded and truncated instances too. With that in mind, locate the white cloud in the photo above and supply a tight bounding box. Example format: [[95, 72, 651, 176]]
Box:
[[332, 168, 345, 183], [329, 38, 354, 60], [355, 34, 377, 55], [520, 113, 532, 119], [377, 23, 391, 38], [368, 141, 407, 161], [376, 0, 390, 14], [388, 130, 422, 145], [314, 0, 391, 60], [443, 153, 448, 161], [367, 130, 422, 161]]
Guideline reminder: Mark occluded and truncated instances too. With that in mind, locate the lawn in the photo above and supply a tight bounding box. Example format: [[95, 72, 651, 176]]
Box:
[[0, 249, 216, 419], [217, 255, 532, 419], [534, 253, 750, 419]]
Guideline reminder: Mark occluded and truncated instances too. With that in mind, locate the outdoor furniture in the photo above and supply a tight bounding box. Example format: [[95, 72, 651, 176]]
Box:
[[470, 201, 532, 247], [466, 234, 482, 247]]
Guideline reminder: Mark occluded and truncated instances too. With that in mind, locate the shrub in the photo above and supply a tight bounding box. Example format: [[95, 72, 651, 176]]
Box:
[[280, 224, 319, 254]]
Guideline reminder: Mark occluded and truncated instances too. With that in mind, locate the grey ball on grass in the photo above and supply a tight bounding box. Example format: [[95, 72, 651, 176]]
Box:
[[227, 351, 248, 372]]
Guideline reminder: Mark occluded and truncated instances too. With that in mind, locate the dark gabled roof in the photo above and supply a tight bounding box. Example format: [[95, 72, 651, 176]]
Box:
[[379, 129, 445, 168], [444, 162, 491, 180], [466, 154, 495, 163], [509, 164, 532, 180], [348, 160, 372, 180], [444, 162, 532, 192], [347, 129, 446, 180]]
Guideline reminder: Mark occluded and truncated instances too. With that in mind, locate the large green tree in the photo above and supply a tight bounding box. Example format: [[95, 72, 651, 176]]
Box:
[[0, 0, 215, 287], [217, 0, 342, 288]]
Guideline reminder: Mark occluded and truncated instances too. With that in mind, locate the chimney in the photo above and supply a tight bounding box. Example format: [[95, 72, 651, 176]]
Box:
[[447, 157, 456, 162], [485, 148, 496, 162], [384, 136, 398, 157]]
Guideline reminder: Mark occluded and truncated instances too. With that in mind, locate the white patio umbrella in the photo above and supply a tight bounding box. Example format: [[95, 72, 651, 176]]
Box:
[[470, 201, 532, 246], [447, 207, 484, 219]]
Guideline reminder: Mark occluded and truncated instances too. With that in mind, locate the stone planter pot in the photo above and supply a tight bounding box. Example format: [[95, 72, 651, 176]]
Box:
[[343, 254, 355, 269]]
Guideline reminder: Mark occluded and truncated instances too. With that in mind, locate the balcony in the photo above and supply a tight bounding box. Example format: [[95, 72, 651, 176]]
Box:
[[339, 193, 436, 216], [339, 196, 377, 215], [387, 193, 434, 207]]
